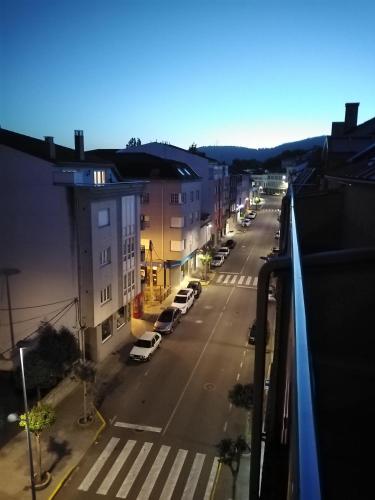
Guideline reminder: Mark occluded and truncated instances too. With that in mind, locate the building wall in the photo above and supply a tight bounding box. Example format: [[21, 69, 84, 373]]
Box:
[[0, 146, 79, 357], [139, 179, 201, 287]]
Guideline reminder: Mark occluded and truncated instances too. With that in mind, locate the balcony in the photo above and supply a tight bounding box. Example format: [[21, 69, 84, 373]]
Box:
[[251, 189, 375, 499]]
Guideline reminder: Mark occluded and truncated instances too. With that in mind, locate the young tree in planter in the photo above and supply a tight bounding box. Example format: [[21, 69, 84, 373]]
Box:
[[38, 324, 80, 378], [73, 360, 96, 424], [19, 404, 56, 485], [228, 383, 254, 411], [216, 435, 249, 499]]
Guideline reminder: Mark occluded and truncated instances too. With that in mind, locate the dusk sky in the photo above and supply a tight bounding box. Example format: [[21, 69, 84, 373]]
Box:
[[2, 0, 375, 150]]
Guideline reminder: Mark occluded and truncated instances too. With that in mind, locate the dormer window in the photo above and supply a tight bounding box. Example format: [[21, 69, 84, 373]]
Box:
[[94, 170, 105, 184]]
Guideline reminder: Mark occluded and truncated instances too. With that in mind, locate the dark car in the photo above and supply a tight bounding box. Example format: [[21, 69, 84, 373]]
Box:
[[225, 239, 236, 249], [248, 320, 270, 345], [187, 280, 202, 298], [153, 307, 182, 334]]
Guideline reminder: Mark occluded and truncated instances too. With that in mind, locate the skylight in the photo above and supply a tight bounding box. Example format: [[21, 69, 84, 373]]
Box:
[[184, 168, 191, 176], [177, 168, 185, 176]]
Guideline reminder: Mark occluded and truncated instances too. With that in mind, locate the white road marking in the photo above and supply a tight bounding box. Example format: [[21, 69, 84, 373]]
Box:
[[216, 274, 225, 283], [238, 275, 245, 285], [203, 457, 219, 500], [159, 449, 188, 500], [223, 421, 228, 432], [181, 453, 205, 500], [114, 422, 162, 433], [236, 373, 240, 381], [253, 276, 258, 287], [229, 403, 233, 412], [245, 276, 252, 286], [223, 275, 231, 284], [137, 445, 170, 499], [110, 415, 117, 425], [78, 437, 119, 491], [240, 361, 243, 368], [116, 442, 153, 498], [230, 275, 237, 284], [97, 440, 136, 495]]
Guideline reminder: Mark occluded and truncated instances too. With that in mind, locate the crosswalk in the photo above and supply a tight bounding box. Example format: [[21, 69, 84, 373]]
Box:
[[214, 273, 258, 288], [77, 437, 219, 499]]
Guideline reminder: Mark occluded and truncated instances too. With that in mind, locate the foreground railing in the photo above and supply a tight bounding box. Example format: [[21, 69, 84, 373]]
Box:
[[289, 190, 321, 499]]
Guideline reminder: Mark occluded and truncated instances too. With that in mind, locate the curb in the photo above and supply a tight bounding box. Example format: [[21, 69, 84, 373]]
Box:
[[47, 406, 106, 500]]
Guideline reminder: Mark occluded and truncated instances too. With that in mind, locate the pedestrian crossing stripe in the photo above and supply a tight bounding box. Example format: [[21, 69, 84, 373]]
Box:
[[214, 274, 258, 288], [78, 438, 219, 499]]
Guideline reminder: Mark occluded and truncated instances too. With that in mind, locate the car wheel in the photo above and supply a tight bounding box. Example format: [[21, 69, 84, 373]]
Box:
[[169, 327, 174, 334]]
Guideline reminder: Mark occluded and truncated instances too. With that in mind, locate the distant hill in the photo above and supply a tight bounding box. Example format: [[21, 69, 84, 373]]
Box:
[[198, 136, 326, 164]]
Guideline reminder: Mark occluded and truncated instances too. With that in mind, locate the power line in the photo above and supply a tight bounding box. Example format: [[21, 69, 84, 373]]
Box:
[[0, 297, 76, 311]]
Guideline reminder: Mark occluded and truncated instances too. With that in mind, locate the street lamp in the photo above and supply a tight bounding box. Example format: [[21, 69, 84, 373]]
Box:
[[0, 268, 20, 351], [19, 347, 36, 500]]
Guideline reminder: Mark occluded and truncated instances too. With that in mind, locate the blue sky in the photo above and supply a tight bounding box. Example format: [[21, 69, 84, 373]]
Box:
[[2, 0, 375, 150]]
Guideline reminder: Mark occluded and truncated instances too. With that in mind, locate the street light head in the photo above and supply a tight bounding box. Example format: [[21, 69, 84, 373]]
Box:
[[7, 413, 19, 423]]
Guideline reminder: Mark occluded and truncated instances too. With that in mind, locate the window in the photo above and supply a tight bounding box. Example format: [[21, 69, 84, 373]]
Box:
[[140, 215, 150, 228], [100, 285, 111, 304], [101, 317, 112, 341], [116, 306, 125, 328], [170, 193, 179, 205], [171, 217, 185, 228], [98, 208, 110, 227], [171, 240, 185, 251], [196, 190, 200, 200], [195, 211, 200, 221], [94, 170, 105, 184], [190, 191, 194, 202], [182, 192, 186, 204], [99, 247, 111, 266], [189, 213, 194, 224], [141, 193, 150, 204]]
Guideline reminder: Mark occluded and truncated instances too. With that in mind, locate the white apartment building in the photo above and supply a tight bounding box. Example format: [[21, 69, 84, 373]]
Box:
[[0, 129, 146, 364]]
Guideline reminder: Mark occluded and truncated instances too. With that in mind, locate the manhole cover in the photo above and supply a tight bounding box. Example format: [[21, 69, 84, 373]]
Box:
[[204, 383, 216, 391]]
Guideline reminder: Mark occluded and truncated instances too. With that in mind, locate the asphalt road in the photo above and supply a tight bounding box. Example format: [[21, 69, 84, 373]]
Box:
[[58, 196, 281, 500]]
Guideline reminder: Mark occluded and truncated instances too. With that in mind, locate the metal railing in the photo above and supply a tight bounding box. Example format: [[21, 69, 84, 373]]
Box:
[[289, 190, 321, 499]]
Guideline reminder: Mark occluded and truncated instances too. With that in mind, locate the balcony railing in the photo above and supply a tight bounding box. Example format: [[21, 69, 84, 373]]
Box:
[[289, 190, 321, 499]]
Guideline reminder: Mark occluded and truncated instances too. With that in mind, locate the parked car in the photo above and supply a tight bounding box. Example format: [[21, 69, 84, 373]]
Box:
[[225, 239, 236, 249], [247, 211, 257, 219], [153, 307, 181, 334], [211, 254, 225, 267], [241, 219, 251, 227], [129, 331, 162, 362], [171, 288, 195, 314], [274, 230, 280, 239], [248, 319, 270, 345], [217, 246, 230, 258], [187, 280, 202, 298]]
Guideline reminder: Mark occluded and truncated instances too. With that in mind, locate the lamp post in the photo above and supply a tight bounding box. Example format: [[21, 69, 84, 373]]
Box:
[[0, 268, 20, 351], [19, 347, 36, 500]]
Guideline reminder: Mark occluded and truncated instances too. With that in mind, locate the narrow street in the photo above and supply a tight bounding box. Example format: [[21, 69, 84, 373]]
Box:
[[58, 197, 281, 500]]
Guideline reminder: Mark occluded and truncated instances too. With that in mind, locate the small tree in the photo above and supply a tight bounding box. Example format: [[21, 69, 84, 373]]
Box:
[[198, 251, 212, 281], [126, 137, 141, 148], [19, 404, 56, 484], [228, 383, 254, 411], [38, 325, 80, 378], [15, 349, 57, 402], [253, 197, 261, 211], [73, 360, 96, 424], [216, 435, 249, 499]]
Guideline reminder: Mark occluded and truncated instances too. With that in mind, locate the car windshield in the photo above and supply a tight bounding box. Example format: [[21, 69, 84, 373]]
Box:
[[174, 296, 187, 303], [177, 290, 189, 295], [213, 257, 221, 261], [158, 310, 173, 322], [188, 282, 197, 289], [135, 339, 152, 348]]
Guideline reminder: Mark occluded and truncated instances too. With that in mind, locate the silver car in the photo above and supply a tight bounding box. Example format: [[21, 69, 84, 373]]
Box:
[[153, 307, 182, 334]]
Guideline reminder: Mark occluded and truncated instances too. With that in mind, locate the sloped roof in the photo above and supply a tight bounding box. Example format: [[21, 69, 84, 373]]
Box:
[[90, 150, 201, 181], [326, 142, 375, 183], [1, 128, 111, 164]]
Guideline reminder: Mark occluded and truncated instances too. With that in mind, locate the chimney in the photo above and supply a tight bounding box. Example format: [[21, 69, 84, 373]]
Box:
[[74, 130, 85, 161], [44, 136, 56, 160], [344, 102, 359, 132]]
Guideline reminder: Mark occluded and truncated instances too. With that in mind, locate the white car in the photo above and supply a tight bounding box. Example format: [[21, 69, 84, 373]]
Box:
[[275, 230, 280, 239], [171, 288, 195, 314], [217, 246, 230, 258], [268, 285, 276, 301], [129, 331, 162, 362], [247, 211, 257, 219], [241, 219, 251, 227], [211, 254, 225, 267]]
